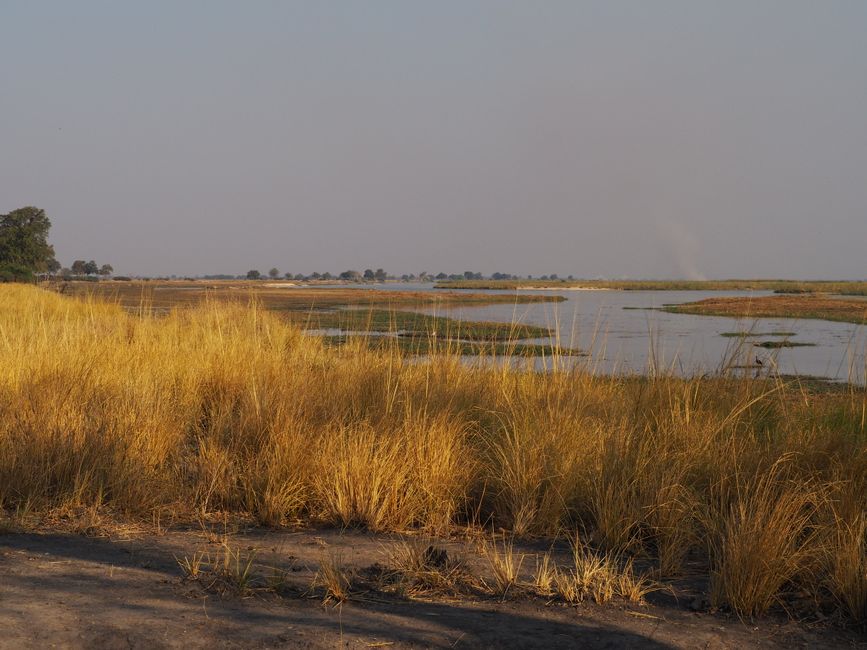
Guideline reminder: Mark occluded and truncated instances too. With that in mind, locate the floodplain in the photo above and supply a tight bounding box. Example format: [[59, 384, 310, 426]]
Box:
[[1, 283, 865, 647]]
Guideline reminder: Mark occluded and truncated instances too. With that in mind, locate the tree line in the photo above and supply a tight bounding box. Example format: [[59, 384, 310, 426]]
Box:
[[0, 206, 113, 282], [235, 269, 575, 283]]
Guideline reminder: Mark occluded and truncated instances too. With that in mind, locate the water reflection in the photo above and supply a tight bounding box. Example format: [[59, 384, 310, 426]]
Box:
[[333, 285, 866, 382]]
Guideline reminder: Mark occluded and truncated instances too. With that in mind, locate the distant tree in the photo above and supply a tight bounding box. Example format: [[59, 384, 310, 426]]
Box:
[[321, 272, 333, 280], [98, 264, 113, 277], [374, 268, 387, 282], [550, 274, 559, 281], [363, 269, 375, 280], [567, 275, 575, 280], [294, 274, 304, 280], [340, 270, 361, 281], [82, 260, 98, 275], [311, 272, 322, 280], [0, 206, 56, 281], [246, 269, 261, 280], [47, 258, 62, 275], [435, 272, 448, 280], [60, 267, 72, 279], [268, 267, 280, 279]]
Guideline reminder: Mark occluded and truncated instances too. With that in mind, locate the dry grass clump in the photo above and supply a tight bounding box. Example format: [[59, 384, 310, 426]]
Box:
[[483, 535, 527, 596], [532, 552, 557, 596], [313, 551, 353, 604], [705, 458, 824, 618], [0, 284, 865, 624], [822, 482, 867, 623], [384, 537, 476, 597], [552, 538, 658, 605], [176, 540, 260, 596]]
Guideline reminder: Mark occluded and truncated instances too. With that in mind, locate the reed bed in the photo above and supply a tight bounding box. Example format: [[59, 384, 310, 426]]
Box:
[[0, 284, 865, 622]]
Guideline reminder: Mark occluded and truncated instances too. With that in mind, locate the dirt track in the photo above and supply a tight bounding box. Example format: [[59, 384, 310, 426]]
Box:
[[1, 528, 863, 649]]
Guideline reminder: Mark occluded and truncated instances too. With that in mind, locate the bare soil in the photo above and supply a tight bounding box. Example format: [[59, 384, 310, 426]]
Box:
[[1, 527, 863, 649]]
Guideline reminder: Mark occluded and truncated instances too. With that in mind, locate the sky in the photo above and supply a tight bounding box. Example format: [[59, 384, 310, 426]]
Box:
[[2, 1, 866, 279]]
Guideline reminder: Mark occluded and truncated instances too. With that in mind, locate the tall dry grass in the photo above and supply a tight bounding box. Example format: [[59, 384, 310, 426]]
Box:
[[0, 284, 865, 622]]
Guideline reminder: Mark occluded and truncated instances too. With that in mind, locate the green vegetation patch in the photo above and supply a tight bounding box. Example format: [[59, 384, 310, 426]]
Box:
[[289, 308, 553, 341], [321, 334, 584, 357], [754, 341, 816, 349]]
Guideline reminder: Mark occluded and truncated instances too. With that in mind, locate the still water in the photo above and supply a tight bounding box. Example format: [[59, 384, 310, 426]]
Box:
[[320, 284, 867, 382]]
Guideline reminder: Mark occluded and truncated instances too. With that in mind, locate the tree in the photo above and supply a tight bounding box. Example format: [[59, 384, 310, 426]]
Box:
[[363, 269, 375, 280], [71, 260, 87, 276], [268, 267, 280, 279], [246, 269, 261, 280], [0, 206, 56, 281], [84, 260, 99, 276], [98, 264, 113, 277], [47, 258, 62, 275], [339, 270, 361, 281], [374, 268, 387, 282]]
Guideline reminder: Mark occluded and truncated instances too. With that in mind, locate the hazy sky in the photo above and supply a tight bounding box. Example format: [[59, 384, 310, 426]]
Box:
[[2, 2, 866, 278]]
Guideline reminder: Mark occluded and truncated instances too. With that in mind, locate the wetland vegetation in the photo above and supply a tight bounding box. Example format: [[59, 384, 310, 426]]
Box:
[[436, 278, 867, 294], [55, 279, 565, 311], [1, 284, 865, 627], [297, 308, 553, 341], [322, 334, 585, 357], [665, 294, 867, 325]]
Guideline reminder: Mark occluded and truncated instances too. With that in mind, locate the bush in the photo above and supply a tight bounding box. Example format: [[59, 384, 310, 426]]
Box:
[[0, 263, 35, 283]]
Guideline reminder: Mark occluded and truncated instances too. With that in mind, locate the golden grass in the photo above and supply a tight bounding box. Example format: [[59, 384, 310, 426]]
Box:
[[313, 551, 352, 603], [0, 284, 865, 622], [483, 535, 527, 597], [552, 537, 658, 605], [385, 538, 474, 597], [705, 458, 823, 617]]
